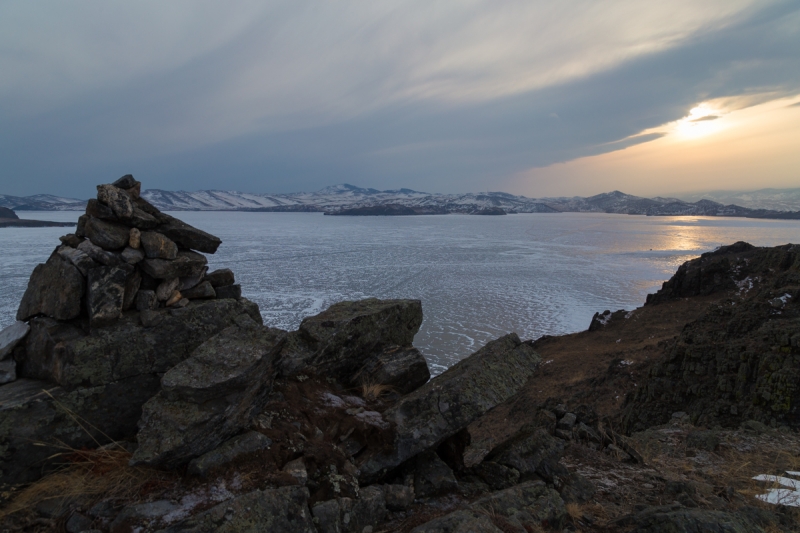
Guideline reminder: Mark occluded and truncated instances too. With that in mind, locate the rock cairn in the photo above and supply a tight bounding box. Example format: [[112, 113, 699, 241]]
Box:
[[15, 174, 239, 331]]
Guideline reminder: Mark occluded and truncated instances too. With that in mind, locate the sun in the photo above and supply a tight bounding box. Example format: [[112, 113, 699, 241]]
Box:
[[673, 104, 727, 139]]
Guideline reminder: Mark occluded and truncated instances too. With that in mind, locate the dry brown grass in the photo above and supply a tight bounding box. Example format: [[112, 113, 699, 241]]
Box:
[[361, 381, 394, 402], [717, 447, 800, 501], [0, 446, 173, 519]]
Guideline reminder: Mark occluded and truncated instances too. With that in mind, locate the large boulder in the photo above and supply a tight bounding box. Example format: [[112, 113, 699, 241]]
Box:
[[17, 298, 263, 390], [278, 298, 424, 383], [16, 253, 85, 321], [0, 376, 160, 490], [132, 317, 285, 468], [485, 426, 565, 481], [357, 333, 541, 483], [140, 251, 207, 280], [159, 486, 315, 533], [140, 231, 178, 260]]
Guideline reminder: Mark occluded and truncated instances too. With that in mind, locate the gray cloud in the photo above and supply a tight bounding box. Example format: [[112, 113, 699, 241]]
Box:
[[0, 1, 798, 197]]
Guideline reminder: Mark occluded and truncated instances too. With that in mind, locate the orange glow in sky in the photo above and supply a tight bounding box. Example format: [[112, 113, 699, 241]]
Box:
[[513, 94, 800, 197]]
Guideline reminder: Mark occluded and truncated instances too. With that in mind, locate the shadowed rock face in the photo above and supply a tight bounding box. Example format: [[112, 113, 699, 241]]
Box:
[[131, 319, 286, 468], [357, 333, 540, 484], [16, 254, 85, 322], [17, 298, 263, 390]]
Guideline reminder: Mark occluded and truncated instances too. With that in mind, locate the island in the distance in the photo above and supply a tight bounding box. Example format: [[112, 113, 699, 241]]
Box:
[[0, 207, 74, 228]]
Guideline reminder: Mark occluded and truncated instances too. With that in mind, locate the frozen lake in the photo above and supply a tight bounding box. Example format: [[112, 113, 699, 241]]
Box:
[[2, 211, 799, 374]]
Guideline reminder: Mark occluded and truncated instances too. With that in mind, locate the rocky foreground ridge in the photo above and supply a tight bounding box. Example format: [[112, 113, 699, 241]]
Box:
[[1, 180, 799, 532]]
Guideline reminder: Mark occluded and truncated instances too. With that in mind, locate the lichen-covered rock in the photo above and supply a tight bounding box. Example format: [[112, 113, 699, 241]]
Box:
[[96, 183, 134, 219], [77, 239, 122, 266], [16, 253, 85, 321], [141, 251, 207, 280], [278, 298, 423, 382], [473, 461, 520, 491], [187, 431, 272, 478], [132, 319, 285, 468], [57, 245, 99, 275], [356, 345, 430, 394], [486, 426, 564, 481], [17, 298, 263, 390], [383, 484, 414, 511], [86, 265, 131, 327], [616, 504, 785, 533], [135, 290, 158, 311], [358, 333, 540, 483], [0, 359, 15, 384], [470, 480, 566, 530], [140, 231, 178, 260], [311, 486, 387, 533], [120, 246, 145, 264], [157, 215, 222, 254], [159, 486, 315, 533], [0, 376, 161, 489], [410, 510, 503, 533], [83, 216, 130, 250], [624, 243, 800, 431]]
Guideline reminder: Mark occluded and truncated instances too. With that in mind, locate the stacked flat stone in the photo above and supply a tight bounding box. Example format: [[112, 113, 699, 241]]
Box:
[[15, 175, 240, 329]]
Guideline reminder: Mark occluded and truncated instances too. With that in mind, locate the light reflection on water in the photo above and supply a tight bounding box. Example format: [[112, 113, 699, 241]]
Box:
[[2, 212, 799, 374]]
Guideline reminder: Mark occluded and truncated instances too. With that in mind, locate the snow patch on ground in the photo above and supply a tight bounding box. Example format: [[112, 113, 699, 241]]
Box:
[[754, 471, 800, 507]]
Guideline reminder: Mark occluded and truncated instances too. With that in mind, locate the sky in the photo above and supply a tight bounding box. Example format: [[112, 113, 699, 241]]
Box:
[[1, 1, 799, 199]]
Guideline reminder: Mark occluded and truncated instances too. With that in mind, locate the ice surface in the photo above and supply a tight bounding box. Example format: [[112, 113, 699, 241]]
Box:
[[2, 212, 799, 374]]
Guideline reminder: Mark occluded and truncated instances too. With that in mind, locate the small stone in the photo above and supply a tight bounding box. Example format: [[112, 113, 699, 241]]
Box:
[[135, 290, 158, 311], [77, 239, 121, 266], [140, 231, 178, 260], [0, 321, 29, 361], [129, 227, 141, 249], [175, 297, 190, 308], [121, 246, 145, 264], [166, 290, 183, 307], [96, 184, 134, 219], [156, 277, 180, 301], [57, 245, 99, 275], [183, 281, 216, 300], [554, 428, 572, 440], [204, 268, 235, 287], [59, 233, 83, 248], [557, 413, 577, 430], [216, 284, 242, 300], [282, 458, 308, 485], [112, 174, 138, 189], [179, 267, 208, 291], [83, 217, 130, 251]]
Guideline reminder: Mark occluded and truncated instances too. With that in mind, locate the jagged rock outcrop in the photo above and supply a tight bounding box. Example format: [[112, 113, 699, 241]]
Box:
[[624, 243, 800, 431], [132, 317, 285, 468], [357, 333, 540, 483], [278, 298, 424, 384]]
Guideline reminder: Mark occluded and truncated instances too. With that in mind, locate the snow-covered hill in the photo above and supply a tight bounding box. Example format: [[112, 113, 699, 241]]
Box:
[[2, 184, 798, 218]]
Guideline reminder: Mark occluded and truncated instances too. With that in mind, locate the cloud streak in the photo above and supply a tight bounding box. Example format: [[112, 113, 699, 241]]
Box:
[[0, 1, 798, 196]]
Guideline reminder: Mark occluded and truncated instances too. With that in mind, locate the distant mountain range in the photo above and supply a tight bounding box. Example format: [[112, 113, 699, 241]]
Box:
[[1, 184, 799, 219]]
